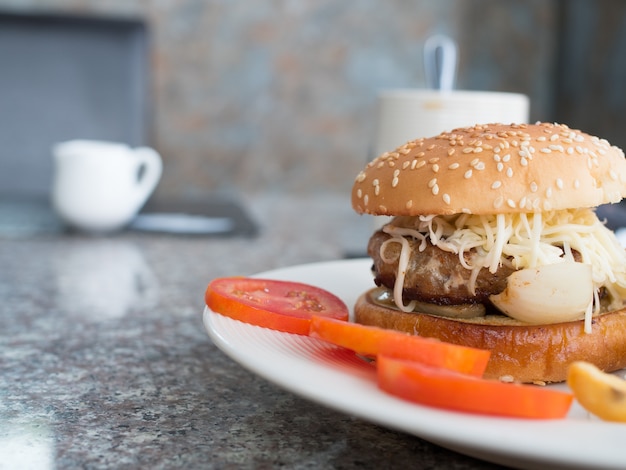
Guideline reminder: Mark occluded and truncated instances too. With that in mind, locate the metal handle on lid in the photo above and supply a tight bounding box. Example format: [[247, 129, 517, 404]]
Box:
[[423, 34, 457, 91]]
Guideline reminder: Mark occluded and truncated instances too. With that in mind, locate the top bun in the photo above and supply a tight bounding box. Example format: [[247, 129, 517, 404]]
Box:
[[352, 122, 626, 216]]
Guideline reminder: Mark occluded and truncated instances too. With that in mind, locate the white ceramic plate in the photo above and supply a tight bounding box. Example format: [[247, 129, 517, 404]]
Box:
[[204, 258, 626, 469]]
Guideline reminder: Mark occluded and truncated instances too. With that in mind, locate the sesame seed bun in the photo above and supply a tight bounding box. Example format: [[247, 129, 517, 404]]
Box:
[[355, 289, 626, 384], [352, 122, 626, 383], [352, 122, 626, 216]]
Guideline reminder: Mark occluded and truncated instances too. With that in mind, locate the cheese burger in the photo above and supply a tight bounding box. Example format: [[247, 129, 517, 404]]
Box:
[[352, 122, 626, 383]]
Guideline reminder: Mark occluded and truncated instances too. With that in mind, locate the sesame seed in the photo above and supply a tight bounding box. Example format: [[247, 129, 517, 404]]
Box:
[[520, 157, 528, 166], [461, 208, 471, 214], [549, 144, 564, 152], [567, 147, 574, 155], [372, 179, 379, 187], [540, 148, 552, 154], [550, 133, 559, 141], [474, 147, 483, 153], [507, 199, 516, 208], [432, 164, 440, 173], [464, 169, 473, 179], [427, 144, 436, 150], [474, 162, 486, 170], [392, 177, 399, 187], [432, 184, 439, 195], [502, 154, 511, 162], [463, 148, 474, 154], [357, 189, 362, 198], [520, 196, 528, 209], [470, 158, 480, 166], [443, 193, 451, 205], [375, 185, 380, 196], [406, 200, 413, 209], [506, 167, 514, 178], [429, 157, 440, 163], [448, 148, 456, 156], [417, 152, 425, 158], [556, 178, 564, 189], [574, 179, 580, 189], [428, 178, 437, 188], [494, 154, 501, 162], [546, 187, 553, 198], [491, 181, 502, 189], [364, 195, 369, 206], [530, 181, 538, 192], [356, 172, 366, 182], [393, 169, 400, 177], [402, 161, 411, 169], [415, 160, 426, 169], [379, 205, 387, 212], [575, 146, 584, 154], [610, 170, 618, 181], [448, 162, 460, 170], [537, 136, 547, 142], [494, 196, 504, 209]]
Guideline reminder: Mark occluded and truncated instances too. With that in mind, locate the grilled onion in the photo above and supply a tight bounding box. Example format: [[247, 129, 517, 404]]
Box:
[[490, 261, 593, 324]]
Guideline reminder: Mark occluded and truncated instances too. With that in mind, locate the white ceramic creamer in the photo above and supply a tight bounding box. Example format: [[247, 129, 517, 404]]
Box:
[[51, 140, 163, 232]]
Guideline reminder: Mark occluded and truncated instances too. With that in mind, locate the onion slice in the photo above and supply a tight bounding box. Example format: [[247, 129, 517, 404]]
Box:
[[489, 262, 593, 324]]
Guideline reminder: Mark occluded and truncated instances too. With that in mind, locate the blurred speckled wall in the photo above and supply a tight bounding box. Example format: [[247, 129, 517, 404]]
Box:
[[3, 0, 623, 202], [148, 0, 557, 200]]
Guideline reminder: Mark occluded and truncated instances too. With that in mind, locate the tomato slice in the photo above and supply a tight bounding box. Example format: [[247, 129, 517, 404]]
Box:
[[377, 356, 573, 419], [309, 316, 490, 376], [205, 277, 349, 335]]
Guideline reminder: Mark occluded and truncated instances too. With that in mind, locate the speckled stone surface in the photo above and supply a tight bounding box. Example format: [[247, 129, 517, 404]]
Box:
[[0, 194, 505, 469]]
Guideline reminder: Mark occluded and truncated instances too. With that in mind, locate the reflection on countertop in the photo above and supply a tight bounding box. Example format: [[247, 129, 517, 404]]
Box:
[[0, 193, 501, 469]]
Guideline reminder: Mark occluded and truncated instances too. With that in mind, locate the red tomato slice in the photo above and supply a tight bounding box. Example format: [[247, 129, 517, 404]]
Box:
[[309, 316, 490, 377], [205, 277, 349, 335], [377, 356, 573, 419]]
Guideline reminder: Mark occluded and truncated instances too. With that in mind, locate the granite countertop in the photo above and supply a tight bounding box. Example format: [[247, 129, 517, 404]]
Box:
[[0, 194, 503, 469]]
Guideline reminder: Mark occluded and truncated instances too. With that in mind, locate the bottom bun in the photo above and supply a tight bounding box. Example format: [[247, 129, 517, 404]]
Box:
[[354, 288, 626, 383]]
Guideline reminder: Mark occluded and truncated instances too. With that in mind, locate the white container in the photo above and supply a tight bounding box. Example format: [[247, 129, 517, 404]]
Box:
[[374, 89, 530, 157], [51, 140, 162, 232]]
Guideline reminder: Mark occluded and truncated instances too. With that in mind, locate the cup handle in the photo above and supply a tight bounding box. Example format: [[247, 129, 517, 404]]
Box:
[[133, 147, 163, 208]]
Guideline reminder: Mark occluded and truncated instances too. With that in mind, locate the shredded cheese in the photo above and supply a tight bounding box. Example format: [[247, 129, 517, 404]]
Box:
[[381, 208, 626, 332]]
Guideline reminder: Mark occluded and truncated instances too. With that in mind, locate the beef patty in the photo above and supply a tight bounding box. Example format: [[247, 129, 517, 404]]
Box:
[[368, 230, 515, 305]]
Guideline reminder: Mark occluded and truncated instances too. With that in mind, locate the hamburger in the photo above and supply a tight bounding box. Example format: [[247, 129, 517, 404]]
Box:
[[352, 122, 626, 383]]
